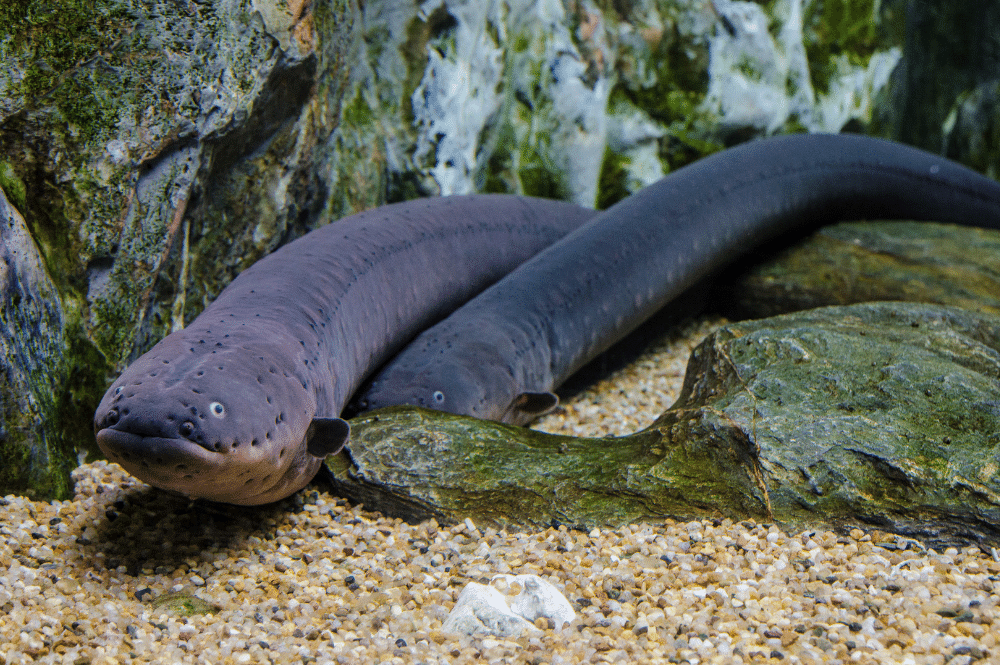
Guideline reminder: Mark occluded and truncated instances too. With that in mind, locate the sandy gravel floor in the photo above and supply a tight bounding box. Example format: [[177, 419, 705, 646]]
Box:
[[2, 316, 998, 664]]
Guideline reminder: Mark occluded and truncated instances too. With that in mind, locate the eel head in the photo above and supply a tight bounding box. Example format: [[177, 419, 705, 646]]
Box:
[[354, 347, 558, 426], [94, 330, 349, 505]]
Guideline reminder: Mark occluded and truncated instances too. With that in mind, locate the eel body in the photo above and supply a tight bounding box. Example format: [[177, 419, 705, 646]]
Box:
[[354, 134, 1000, 424], [94, 196, 598, 505]]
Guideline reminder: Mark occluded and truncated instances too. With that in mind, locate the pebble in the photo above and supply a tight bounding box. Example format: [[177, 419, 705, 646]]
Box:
[[443, 580, 543, 637], [3, 315, 999, 663]]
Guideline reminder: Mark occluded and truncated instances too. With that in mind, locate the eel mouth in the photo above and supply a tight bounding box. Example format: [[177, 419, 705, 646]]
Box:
[[95, 428, 317, 505], [96, 428, 228, 493]]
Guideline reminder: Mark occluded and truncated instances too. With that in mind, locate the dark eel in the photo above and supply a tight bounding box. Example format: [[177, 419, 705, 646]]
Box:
[[354, 134, 1000, 424], [94, 196, 598, 505]]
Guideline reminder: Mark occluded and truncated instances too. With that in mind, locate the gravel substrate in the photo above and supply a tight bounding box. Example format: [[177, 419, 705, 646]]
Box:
[[532, 317, 727, 438], [3, 316, 999, 664]]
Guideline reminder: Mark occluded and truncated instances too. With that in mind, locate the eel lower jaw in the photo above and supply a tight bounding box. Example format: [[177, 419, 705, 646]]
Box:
[[97, 427, 225, 488], [95, 428, 319, 506]]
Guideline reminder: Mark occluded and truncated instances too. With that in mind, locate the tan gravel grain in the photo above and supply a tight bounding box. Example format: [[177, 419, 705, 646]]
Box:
[[3, 316, 998, 664]]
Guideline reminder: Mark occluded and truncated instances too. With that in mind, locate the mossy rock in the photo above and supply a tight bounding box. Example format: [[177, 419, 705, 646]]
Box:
[[717, 220, 1000, 319], [334, 302, 1000, 548]]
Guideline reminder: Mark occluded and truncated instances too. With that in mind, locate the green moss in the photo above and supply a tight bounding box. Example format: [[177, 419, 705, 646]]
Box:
[[481, 120, 517, 194], [511, 32, 530, 53], [735, 57, 764, 83], [799, 0, 887, 96], [518, 166, 567, 200], [341, 89, 375, 128], [2, 0, 142, 324], [620, 28, 709, 126], [0, 161, 27, 211], [363, 24, 392, 63], [5, 0, 132, 101], [612, 28, 721, 177], [314, 0, 422, 211], [399, 12, 432, 124], [47, 74, 121, 146], [0, 303, 109, 491], [515, 141, 566, 200], [0, 375, 73, 501], [88, 279, 149, 366], [479, 95, 571, 200], [596, 146, 630, 210], [55, 318, 113, 460]]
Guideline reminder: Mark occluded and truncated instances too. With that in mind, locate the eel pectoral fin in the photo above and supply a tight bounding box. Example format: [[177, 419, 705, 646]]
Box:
[[306, 417, 351, 458], [509, 392, 559, 419]]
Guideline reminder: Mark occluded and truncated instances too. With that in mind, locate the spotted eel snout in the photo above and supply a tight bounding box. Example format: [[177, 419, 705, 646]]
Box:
[[94, 332, 324, 504]]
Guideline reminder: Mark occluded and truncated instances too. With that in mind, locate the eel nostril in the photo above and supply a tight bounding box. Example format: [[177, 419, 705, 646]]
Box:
[[105, 409, 120, 426], [179, 421, 195, 438]]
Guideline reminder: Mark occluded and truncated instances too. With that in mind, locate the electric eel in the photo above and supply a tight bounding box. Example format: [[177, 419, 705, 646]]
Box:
[[94, 195, 599, 505], [95, 133, 1000, 506], [355, 133, 1000, 424]]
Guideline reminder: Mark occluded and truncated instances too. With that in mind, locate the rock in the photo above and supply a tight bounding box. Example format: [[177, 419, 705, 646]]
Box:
[[877, 0, 1000, 170], [442, 582, 538, 637], [442, 574, 574, 636], [717, 220, 1000, 320], [0, 188, 75, 499], [149, 591, 221, 617], [944, 78, 1000, 177], [332, 302, 1000, 548], [0, 0, 341, 484], [658, 302, 1000, 546], [494, 574, 575, 630]]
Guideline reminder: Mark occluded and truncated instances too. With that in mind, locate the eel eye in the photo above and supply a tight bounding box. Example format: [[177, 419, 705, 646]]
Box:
[[432, 391, 445, 404], [210, 402, 225, 418], [179, 421, 195, 437], [114, 386, 123, 396]]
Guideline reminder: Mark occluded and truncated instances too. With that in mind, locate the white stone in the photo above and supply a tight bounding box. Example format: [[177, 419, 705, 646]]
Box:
[[441, 582, 538, 637], [494, 574, 575, 629], [442, 574, 576, 637]]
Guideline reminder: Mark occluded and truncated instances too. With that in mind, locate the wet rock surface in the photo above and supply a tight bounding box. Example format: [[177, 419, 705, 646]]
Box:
[[1, 0, 341, 486], [0, 188, 74, 499], [336, 302, 1000, 549], [717, 220, 1000, 320]]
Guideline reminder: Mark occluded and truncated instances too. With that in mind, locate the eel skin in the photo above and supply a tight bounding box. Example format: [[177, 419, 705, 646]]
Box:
[[94, 196, 598, 505], [355, 134, 1000, 424]]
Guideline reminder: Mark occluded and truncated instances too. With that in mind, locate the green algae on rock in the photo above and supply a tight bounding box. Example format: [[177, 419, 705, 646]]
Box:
[[149, 592, 222, 618], [334, 302, 1000, 548], [657, 302, 1000, 547], [717, 219, 1000, 320], [0, 188, 76, 500]]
